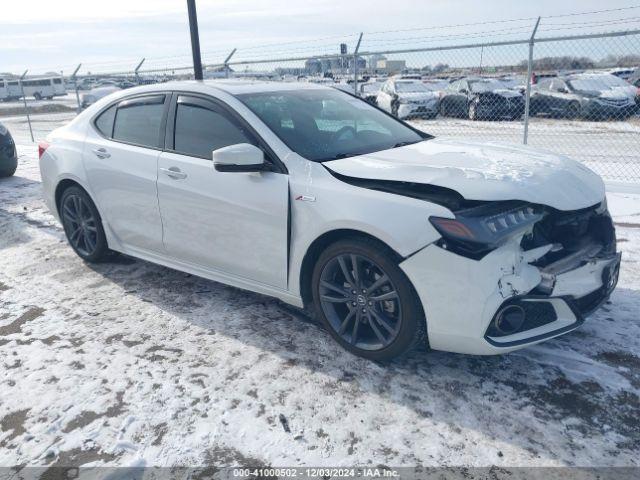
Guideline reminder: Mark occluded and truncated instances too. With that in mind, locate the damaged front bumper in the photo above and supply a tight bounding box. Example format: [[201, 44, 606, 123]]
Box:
[[400, 206, 620, 355]]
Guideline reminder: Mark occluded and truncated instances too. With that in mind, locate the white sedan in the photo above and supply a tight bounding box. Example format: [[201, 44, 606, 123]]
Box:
[[376, 79, 440, 119], [39, 81, 620, 360]]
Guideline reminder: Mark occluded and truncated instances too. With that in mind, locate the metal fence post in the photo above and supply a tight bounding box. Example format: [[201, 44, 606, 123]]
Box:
[[224, 48, 237, 78], [134, 58, 145, 84], [70, 63, 82, 113], [523, 17, 540, 145], [353, 33, 363, 95], [19, 70, 34, 143]]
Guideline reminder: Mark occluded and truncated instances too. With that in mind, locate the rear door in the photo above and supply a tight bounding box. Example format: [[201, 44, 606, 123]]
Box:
[[156, 94, 289, 289], [82, 94, 169, 253]]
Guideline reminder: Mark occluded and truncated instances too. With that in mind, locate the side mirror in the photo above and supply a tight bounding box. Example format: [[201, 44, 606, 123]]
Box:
[[213, 143, 267, 173]]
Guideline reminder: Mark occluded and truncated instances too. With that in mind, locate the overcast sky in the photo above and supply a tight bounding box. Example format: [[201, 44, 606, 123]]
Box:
[[2, 0, 640, 74]]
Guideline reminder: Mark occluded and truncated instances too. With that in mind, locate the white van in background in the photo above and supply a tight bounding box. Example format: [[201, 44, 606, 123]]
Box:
[[19, 77, 66, 100], [0, 78, 8, 101]]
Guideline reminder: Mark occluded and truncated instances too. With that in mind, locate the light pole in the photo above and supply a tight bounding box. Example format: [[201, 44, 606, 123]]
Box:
[[186, 0, 203, 80]]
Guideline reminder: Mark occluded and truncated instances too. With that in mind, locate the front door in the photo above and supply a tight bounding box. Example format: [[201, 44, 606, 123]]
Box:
[[156, 94, 289, 289]]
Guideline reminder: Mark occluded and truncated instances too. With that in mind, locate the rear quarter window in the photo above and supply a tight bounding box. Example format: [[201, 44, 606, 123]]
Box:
[[94, 105, 117, 138]]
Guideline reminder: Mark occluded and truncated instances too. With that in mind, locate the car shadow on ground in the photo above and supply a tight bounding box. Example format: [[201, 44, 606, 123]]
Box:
[[85, 254, 640, 461]]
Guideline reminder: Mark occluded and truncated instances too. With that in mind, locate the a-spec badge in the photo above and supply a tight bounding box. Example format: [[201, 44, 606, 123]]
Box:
[[295, 194, 316, 202]]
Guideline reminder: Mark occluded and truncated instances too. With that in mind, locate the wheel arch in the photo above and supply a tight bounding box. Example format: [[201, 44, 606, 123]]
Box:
[[54, 177, 96, 217], [298, 228, 403, 310]]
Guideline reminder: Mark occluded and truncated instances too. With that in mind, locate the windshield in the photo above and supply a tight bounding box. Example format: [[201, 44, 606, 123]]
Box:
[[498, 77, 523, 88], [568, 75, 630, 91], [422, 80, 449, 91], [395, 81, 429, 93], [469, 79, 504, 92], [237, 89, 426, 162]]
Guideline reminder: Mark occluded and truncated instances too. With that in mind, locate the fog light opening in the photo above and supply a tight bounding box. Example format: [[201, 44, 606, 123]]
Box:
[[494, 305, 526, 335]]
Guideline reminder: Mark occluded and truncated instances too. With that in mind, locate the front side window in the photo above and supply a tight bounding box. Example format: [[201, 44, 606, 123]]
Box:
[[237, 88, 426, 162], [112, 95, 165, 148], [173, 101, 254, 159]]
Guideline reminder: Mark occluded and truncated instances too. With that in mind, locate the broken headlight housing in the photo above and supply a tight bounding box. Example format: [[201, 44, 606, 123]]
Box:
[[429, 201, 545, 259]]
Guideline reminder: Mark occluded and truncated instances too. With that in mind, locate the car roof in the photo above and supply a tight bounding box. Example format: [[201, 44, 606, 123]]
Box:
[[114, 79, 332, 97]]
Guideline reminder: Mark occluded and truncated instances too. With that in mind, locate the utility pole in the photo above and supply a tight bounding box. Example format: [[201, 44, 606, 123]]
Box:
[[186, 0, 203, 80]]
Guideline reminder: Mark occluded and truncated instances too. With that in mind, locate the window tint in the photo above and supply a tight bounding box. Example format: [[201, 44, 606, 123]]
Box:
[[113, 96, 165, 148], [95, 105, 116, 137], [174, 102, 254, 159]]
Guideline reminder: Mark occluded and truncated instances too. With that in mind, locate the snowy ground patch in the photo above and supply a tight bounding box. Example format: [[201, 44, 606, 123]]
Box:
[[0, 119, 639, 469]]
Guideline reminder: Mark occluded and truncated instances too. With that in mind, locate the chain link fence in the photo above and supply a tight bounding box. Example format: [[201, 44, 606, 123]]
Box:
[[2, 27, 640, 186]]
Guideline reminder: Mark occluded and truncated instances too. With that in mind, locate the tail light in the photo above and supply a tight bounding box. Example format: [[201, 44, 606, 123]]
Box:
[[38, 141, 50, 159]]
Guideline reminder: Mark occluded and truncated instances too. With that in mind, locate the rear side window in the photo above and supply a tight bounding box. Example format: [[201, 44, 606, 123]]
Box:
[[113, 95, 165, 148], [173, 101, 254, 159], [94, 105, 116, 137]]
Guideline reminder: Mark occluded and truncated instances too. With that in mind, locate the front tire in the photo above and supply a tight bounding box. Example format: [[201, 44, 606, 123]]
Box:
[[0, 165, 17, 178], [311, 238, 426, 361], [468, 101, 478, 120], [60, 186, 110, 262]]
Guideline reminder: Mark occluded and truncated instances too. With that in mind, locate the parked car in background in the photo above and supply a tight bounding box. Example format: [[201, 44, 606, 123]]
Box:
[[498, 75, 527, 95], [358, 81, 384, 104], [626, 68, 640, 88], [80, 86, 121, 109], [39, 81, 620, 360], [0, 122, 17, 178], [530, 73, 638, 120], [376, 78, 439, 119], [439, 77, 525, 120], [608, 67, 636, 81]]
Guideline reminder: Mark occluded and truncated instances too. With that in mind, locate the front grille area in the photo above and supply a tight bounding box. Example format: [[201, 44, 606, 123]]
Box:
[[521, 202, 616, 269]]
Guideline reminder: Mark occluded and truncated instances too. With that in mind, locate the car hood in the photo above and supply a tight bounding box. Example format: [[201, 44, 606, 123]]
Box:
[[324, 138, 604, 211], [397, 91, 439, 101]]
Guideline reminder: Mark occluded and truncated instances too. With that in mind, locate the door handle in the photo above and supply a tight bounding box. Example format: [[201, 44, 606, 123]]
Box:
[[92, 148, 110, 159], [160, 167, 187, 180]]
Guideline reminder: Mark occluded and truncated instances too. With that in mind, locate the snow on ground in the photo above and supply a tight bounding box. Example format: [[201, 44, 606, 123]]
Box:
[[0, 117, 639, 469]]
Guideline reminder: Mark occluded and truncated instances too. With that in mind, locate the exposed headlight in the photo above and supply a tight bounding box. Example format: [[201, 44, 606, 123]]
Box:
[[429, 202, 545, 258]]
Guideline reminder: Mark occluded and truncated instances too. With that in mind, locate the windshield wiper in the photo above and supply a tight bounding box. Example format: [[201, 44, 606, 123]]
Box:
[[325, 152, 359, 161], [392, 140, 421, 148]]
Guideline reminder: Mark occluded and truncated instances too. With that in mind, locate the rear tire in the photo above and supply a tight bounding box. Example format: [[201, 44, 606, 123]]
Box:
[[311, 237, 426, 361], [33, 92, 42, 101], [59, 186, 110, 263]]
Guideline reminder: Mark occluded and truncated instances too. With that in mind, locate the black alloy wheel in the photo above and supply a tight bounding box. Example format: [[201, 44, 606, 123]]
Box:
[[60, 186, 109, 262], [312, 238, 426, 361]]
